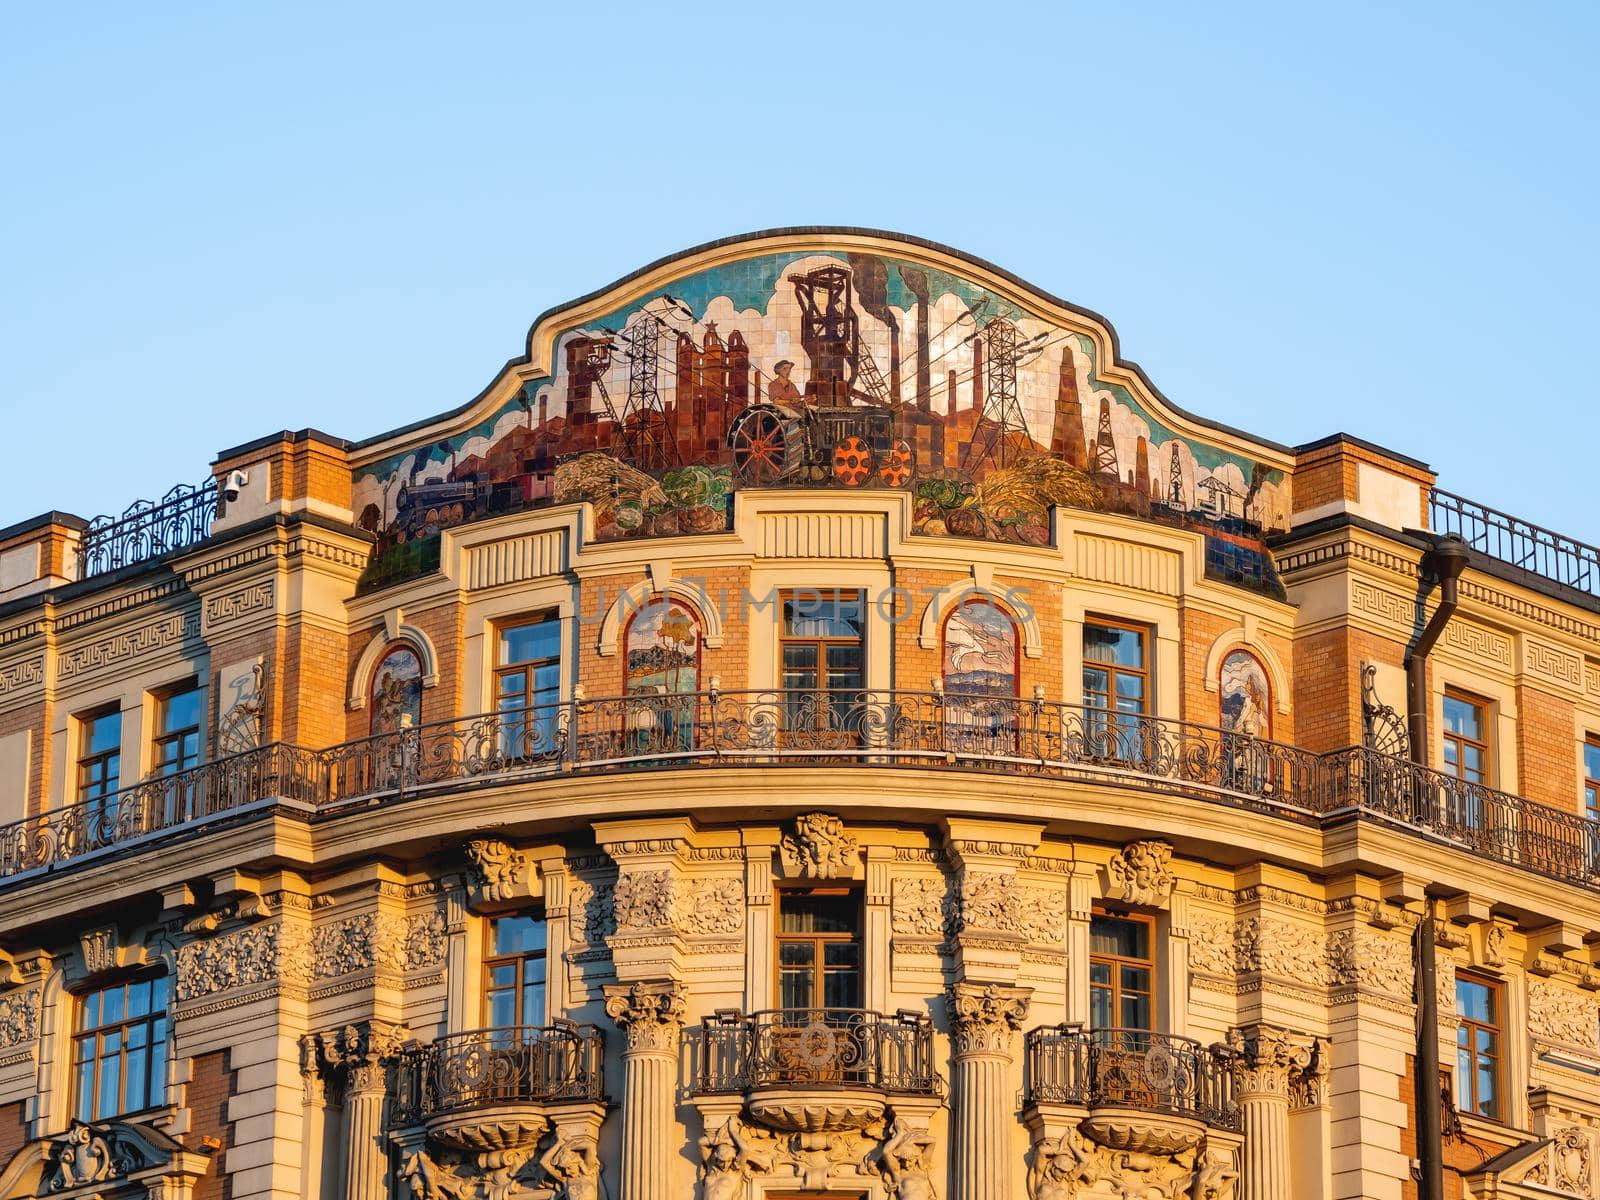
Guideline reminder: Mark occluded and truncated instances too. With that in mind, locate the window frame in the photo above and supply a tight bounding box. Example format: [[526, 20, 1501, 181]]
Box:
[[1088, 906, 1156, 1034], [493, 612, 563, 753], [1454, 971, 1502, 1121], [76, 707, 123, 809], [152, 681, 203, 777], [481, 911, 549, 1030], [72, 974, 170, 1122], [777, 589, 867, 695], [1583, 736, 1600, 823], [1441, 688, 1491, 785], [773, 886, 863, 1012], [1081, 618, 1151, 716]]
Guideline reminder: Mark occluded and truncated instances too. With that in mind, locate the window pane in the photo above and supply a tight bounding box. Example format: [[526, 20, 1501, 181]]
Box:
[[1089, 987, 1113, 1029], [823, 942, 860, 968], [1090, 916, 1149, 959], [779, 969, 813, 1009], [521, 983, 546, 1028], [778, 943, 816, 967], [102, 987, 124, 1025], [1457, 979, 1494, 1023], [125, 1051, 147, 1114], [149, 1038, 167, 1108], [160, 688, 202, 734], [151, 977, 169, 1011], [1120, 991, 1151, 1031], [501, 619, 560, 666], [77, 1060, 95, 1122], [86, 712, 122, 754], [127, 980, 151, 1019], [492, 915, 546, 956], [780, 894, 857, 933], [98, 1055, 121, 1121], [784, 593, 863, 638], [488, 989, 516, 1029], [1443, 696, 1483, 739], [822, 968, 859, 1009], [1586, 741, 1600, 782], [1084, 625, 1143, 668]]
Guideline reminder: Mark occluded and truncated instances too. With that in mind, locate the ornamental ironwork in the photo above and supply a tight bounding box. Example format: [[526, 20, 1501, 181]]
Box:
[[1025, 1025, 1240, 1131], [699, 1008, 938, 1096], [1429, 486, 1600, 597], [3, 689, 1600, 896], [391, 1023, 605, 1125], [77, 480, 217, 579]]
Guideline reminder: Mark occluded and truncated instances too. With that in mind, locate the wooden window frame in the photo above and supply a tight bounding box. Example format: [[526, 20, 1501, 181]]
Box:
[[482, 912, 548, 1030], [72, 974, 169, 1122], [1088, 907, 1156, 1033], [152, 682, 202, 777], [1455, 972, 1502, 1121], [778, 589, 866, 694], [1584, 736, 1600, 823], [76, 707, 122, 808], [1081, 618, 1151, 716], [1441, 688, 1491, 785], [774, 886, 863, 1012], [495, 613, 563, 712]]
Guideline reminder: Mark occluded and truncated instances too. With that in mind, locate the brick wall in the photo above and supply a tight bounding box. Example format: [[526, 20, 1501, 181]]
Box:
[[1516, 683, 1578, 812], [187, 1048, 236, 1200]]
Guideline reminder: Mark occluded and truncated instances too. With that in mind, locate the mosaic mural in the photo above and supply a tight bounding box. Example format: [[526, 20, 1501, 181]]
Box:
[[1219, 649, 1270, 737], [625, 600, 701, 696], [942, 599, 1018, 696], [371, 645, 423, 734], [353, 246, 1290, 594]]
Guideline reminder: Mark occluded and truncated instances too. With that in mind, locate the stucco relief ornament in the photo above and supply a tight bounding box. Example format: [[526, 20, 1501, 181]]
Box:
[[1105, 840, 1176, 908], [216, 656, 267, 755], [871, 1117, 938, 1200], [677, 876, 745, 936], [700, 1117, 774, 1200], [307, 1020, 410, 1095], [892, 876, 953, 937], [955, 873, 1020, 935], [603, 980, 687, 1053], [48, 1121, 139, 1189], [0, 988, 40, 1049], [1223, 1024, 1317, 1100], [611, 870, 676, 931], [1028, 1132, 1098, 1200], [464, 837, 525, 903], [779, 813, 860, 879], [1483, 924, 1507, 968], [1192, 1151, 1239, 1200], [79, 926, 119, 975], [540, 1134, 606, 1200], [946, 982, 1031, 1055], [567, 880, 617, 945]]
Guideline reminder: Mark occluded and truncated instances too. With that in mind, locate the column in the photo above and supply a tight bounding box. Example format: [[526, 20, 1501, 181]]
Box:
[[306, 1020, 410, 1200], [946, 982, 1031, 1200], [603, 980, 686, 1200], [1228, 1023, 1317, 1200]]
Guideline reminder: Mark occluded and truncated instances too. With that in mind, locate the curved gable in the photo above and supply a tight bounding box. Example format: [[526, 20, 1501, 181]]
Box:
[[350, 229, 1291, 591]]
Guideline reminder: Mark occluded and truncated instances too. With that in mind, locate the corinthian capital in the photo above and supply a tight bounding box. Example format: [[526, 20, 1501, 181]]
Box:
[[946, 982, 1031, 1056], [603, 979, 687, 1053], [1224, 1022, 1319, 1100], [303, 1019, 411, 1097]]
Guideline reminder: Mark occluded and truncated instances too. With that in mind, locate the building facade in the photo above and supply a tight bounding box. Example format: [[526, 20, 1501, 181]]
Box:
[[0, 228, 1598, 1200]]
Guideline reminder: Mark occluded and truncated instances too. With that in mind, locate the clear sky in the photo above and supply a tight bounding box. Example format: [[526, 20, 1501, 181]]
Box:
[[2, 3, 1595, 538]]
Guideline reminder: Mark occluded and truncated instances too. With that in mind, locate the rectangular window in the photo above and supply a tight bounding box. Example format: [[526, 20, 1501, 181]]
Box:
[[1442, 691, 1489, 784], [77, 710, 122, 813], [1455, 974, 1501, 1120], [776, 889, 861, 1011], [1089, 910, 1154, 1033], [1584, 738, 1600, 823], [74, 976, 169, 1121], [496, 615, 561, 754], [1083, 621, 1148, 757], [483, 913, 547, 1029], [780, 590, 865, 730], [153, 685, 202, 776]]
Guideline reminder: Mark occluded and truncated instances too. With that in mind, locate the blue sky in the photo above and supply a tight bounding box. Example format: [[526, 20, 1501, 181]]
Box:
[[2, 3, 1595, 538]]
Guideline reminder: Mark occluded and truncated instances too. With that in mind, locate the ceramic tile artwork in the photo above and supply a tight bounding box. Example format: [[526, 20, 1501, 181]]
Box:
[[625, 600, 700, 696], [1219, 650, 1271, 737], [352, 248, 1289, 595], [942, 599, 1018, 696], [371, 646, 423, 734]]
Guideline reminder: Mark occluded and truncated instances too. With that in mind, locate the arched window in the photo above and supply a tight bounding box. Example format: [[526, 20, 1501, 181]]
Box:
[[625, 599, 701, 696], [371, 644, 424, 735], [941, 596, 1018, 696], [1219, 649, 1270, 737]]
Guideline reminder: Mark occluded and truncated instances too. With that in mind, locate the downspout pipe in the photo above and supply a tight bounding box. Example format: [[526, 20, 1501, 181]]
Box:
[[1405, 535, 1472, 767], [1403, 533, 1469, 1200]]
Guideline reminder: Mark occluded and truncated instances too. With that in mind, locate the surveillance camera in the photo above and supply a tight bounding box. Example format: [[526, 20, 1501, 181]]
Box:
[[222, 469, 249, 504]]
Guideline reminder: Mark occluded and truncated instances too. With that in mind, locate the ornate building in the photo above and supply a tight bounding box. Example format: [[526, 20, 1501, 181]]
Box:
[[0, 228, 1598, 1200]]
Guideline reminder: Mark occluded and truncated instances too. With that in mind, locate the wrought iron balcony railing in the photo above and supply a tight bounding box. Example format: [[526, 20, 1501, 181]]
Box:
[[1026, 1025, 1240, 1132], [77, 480, 218, 580], [699, 1008, 939, 1095], [391, 1023, 605, 1125], [1, 690, 1598, 896], [0, 742, 324, 879], [1429, 487, 1600, 599]]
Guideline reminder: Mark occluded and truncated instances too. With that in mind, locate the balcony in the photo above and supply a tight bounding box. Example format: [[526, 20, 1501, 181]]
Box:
[[699, 1007, 939, 1131], [1429, 486, 1600, 600], [391, 1024, 605, 1152], [76, 479, 217, 580], [1026, 1026, 1239, 1154], [2, 690, 1598, 897]]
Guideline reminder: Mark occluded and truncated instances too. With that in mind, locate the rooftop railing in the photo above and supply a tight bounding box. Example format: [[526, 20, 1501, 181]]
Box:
[[1429, 487, 1600, 599], [2, 689, 1597, 894], [391, 1023, 606, 1125], [77, 480, 218, 580], [1026, 1025, 1240, 1131], [699, 1007, 939, 1096]]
